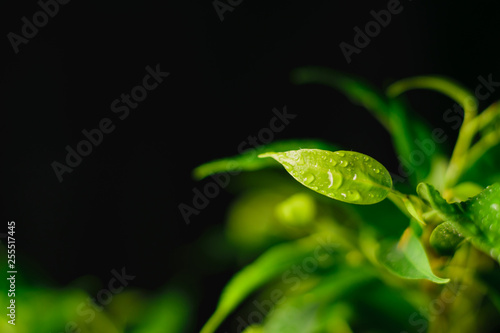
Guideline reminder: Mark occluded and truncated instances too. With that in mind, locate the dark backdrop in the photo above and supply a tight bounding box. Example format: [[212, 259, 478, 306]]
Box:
[[2, 0, 500, 330]]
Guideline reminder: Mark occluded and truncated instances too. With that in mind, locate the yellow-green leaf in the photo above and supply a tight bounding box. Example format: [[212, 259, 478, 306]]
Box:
[[259, 149, 392, 205]]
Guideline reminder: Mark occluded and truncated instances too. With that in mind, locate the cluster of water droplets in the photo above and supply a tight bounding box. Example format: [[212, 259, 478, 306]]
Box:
[[272, 149, 391, 204], [470, 185, 500, 234], [466, 184, 500, 262], [277, 150, 303, 172]]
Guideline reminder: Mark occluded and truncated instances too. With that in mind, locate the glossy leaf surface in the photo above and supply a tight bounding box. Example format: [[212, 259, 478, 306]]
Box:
[[418, 182, 500, 262], [259, 149, 392, 205], [429, 221, 465, 255]]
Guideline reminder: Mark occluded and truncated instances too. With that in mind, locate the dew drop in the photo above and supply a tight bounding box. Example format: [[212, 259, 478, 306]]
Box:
[[340, 160, 349, 167], [491, 203, 499, 211], [347, 190, 361, 201], [373, 168, 380, 174], [363, 156, 369, 162], [337, 152, 345, 157], [282, 162, 293, 171], [328, 170, 343, 189], [303, 173, 315, 185]]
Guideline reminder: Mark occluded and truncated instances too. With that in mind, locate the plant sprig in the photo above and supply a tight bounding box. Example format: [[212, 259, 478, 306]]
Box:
[[195, 68, 500, 333]]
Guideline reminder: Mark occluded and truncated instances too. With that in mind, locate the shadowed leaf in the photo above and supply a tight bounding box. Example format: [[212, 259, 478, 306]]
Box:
[[377, 228, 449, 284]]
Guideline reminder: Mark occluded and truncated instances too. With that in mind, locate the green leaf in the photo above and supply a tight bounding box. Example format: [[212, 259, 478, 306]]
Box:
[[417, 182, 481, 251], [402, 195, 426, 226], [262, 302, 319, 333], [193, 139, 337, 180], [291, 67, 439, 185], [199, 235, 333, 333], [262, 267, 372, 333], [462, 183, 500, 237], [417, 183, 464, 222], [429, 221, 465, 255], [461, 183, 500, 260], [377, 228, 450, 284], [417, 182, 500, 263], [259, 149, 392, 205]]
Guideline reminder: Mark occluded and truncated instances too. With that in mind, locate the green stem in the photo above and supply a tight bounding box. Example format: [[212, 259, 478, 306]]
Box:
[[386, 77, 477, 111], [386, 191, 409, 215], [385, 75, 479, 189], [443, 118, 477, 188], [443, 102, 478, 189], [470, 102, 500, 132], [465, 130, 500, 170], [386, 190, 427, 227], [447, 102, 500, 185]]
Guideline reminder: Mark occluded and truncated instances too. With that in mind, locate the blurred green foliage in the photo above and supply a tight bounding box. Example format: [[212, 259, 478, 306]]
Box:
[[196, 68, 500, 333], [3, 68, 500, 333], [0, 244, 193, 333]]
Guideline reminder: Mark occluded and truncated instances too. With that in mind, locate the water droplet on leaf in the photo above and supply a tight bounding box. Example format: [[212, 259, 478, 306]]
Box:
[[327, 170, 343, 189], [259, 149, 392, 205], [347, 190, 361, 201], [303, 173, 315, 185]]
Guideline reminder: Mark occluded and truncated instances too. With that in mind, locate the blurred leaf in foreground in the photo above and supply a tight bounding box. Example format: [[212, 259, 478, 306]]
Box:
[[200, 234, 336, 333], [377, 228, 449, 284]]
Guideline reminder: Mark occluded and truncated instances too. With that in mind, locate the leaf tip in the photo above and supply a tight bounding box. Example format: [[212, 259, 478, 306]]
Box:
[[433, 277, 451, 284], [258, 152, 277, 159], [191, 166, 206, 181]]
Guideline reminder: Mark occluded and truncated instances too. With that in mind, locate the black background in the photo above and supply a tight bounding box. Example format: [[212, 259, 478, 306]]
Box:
[[2, 0, 500, 330]]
